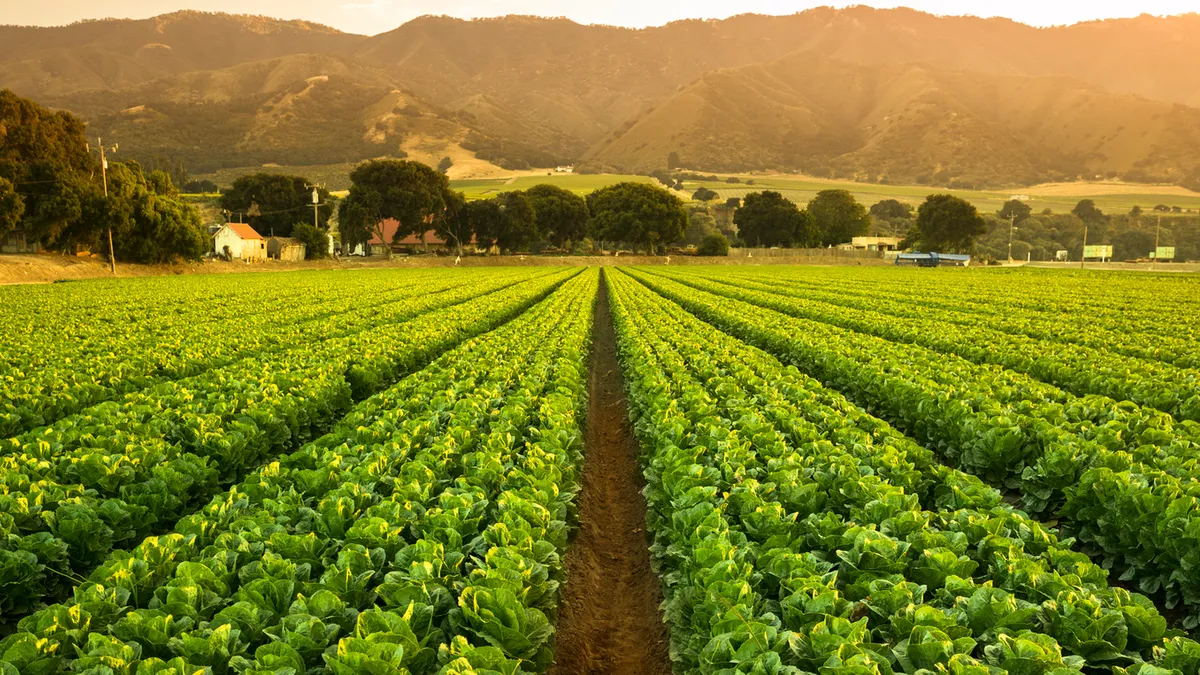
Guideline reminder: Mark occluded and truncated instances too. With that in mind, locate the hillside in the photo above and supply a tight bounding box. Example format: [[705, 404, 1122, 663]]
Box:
[[585, 53, 1200, 187], [46, 54, 505, 172], [0, 11, 362, 97], [6, 8, 1200, 185]]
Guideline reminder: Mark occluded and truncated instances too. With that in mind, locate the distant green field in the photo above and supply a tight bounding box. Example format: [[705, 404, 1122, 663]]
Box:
[[679, 176, 1200, 214], [452, 174, 654, 199], [195, 162, 363, 191], [196, 162, 1200, 214]]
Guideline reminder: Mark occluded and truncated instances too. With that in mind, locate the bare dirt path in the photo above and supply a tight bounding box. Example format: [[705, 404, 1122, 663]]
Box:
[[551, 271, 673, 675]]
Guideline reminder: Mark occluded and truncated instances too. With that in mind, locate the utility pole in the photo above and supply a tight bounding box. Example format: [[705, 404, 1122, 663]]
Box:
[[1080, 224, 1088, 270], [90, 137, 119, 274], [306, 185, 321, 231], [1153, 213, 1161, 271], [1007, 213, 1016, 263], [305, 184, 324, 255]]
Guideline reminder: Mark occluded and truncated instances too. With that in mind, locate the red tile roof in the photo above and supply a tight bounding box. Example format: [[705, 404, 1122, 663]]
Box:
[[225, 223, 263, 240], [368, 219, 448, 246]]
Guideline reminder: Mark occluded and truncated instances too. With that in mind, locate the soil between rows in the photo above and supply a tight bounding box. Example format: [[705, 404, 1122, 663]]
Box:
[[550, 271, 673, 675]]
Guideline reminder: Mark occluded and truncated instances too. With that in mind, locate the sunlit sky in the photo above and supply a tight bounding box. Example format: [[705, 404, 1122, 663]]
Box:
[[4, 1, 1197, 35]]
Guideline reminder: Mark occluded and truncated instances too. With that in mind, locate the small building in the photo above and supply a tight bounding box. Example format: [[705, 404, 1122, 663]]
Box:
[[354, 219, 472, 255], [841, 236, 904, 252], [213, 222, 266, 260], [267, 237, 306, 262], [2, 228, 41, 254]]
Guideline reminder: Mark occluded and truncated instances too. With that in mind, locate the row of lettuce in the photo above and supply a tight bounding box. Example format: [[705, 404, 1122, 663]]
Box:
[[748, 266, 1200, 345], [650, 269, 1200, 423], [626, 267, 1200, 631], [0, 268, 578, 627], [607, 268, 1200, 675], [717, 268, 1200, 370], [0, 270, 598, 674], [0, 268, 536, 439]]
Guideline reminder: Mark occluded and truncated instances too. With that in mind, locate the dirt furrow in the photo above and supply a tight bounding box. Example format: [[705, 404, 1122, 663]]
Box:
[[551, 271, 673, 675]]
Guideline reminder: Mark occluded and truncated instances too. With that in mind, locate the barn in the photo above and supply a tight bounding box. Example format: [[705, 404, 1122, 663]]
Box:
[[267, 237, 306, 262], [213, 223, 266, 260]]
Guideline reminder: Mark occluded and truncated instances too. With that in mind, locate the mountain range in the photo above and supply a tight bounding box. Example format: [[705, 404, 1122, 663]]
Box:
[[5, 7, 1200, 188]]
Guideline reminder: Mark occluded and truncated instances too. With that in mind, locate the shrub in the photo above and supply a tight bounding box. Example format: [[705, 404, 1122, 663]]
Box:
[[696, 233, 730, 256]]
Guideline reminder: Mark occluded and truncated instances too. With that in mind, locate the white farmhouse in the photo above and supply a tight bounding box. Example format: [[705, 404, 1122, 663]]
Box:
[[213, 223, 266, 260]]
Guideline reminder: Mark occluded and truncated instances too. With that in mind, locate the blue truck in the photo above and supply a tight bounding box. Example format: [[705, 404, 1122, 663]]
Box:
[[894, 252, 972, 267]]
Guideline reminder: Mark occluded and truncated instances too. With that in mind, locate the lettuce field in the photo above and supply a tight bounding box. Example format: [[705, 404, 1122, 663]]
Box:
[[2, 265, 1200, 675]]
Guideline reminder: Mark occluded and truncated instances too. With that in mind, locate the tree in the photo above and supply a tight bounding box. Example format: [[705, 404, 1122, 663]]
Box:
[[466, 199, 504, 254], [907, 194, 987, 253], [437, 157, 454, 174], [292, 221, 330, 259], [587, 182, 687, 254], [869, 199, 912, 220], [339, 159, 452, 255], [1130, 205, 1143, 218], [0, 177, 24, 239], [1112, 229, 1156, 260], [997, 199, 1032, 224], [496, 191, 538, 252], [734, 191, 816, 248], [697, 233, 730, 256], [0, 89, 97, 248], [435, 190, 473, 256], [1072, 199, 1106, 224], [692, 187, 719, 202], [181, 179, 219, 194], [221, 173, 332, 238], [667, 151, 682, 170], [98, 162, 208, 263], [809, 189, 869, 246], [683, 208, 719, 246], [525, 184, 588, 248]]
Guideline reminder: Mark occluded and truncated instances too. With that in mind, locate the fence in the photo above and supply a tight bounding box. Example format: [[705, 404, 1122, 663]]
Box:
[[728, 247, 884, 260]]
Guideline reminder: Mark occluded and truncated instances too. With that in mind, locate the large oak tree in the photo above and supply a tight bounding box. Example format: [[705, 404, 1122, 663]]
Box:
[[587, 182, 686, 254]]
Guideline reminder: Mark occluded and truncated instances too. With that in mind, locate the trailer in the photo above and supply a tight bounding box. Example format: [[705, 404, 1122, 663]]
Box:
[[894, 252, 971, 267]]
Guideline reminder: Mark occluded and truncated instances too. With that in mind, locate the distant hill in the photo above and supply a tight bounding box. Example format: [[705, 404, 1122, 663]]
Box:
[[0, 11, 361, 97], [584, 52, 1200, 187], [6, 7, 1200, 186]]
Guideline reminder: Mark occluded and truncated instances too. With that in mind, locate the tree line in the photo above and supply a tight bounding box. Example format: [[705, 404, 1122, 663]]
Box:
[[336, 160, 692, 256], [0, 90, 209, 263]]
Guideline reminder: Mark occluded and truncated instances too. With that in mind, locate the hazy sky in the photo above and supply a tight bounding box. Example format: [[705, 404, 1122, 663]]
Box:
[[4, 0, 1197, 35]]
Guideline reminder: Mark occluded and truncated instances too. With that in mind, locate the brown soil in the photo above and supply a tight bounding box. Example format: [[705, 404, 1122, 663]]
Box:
[[0, 252, 888, 286], [551, 271, 673, 675]]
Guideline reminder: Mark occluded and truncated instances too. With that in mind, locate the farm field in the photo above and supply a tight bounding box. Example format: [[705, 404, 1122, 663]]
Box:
[[196, 160, 1200, 212], [676, 175, 1200, 214], [3, 265, 1200, 674]]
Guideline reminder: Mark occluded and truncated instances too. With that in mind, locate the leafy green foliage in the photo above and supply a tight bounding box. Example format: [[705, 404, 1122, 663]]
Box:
[[339, 159, 453, 252], [0, 176, 24, 238], [609, 266, 1200, 674], [734, 190, 816, 247], [220, 173, 332, 238], [998, 199, 1033, 223], [524, 183, 588, 248], [1072, 199, 1106, 224], [809, 189, 870, 246], [870, 199, 913, 220], [291, 221, 330, 260], [496, 191, 538, 253], [586, 181, 686, 253], [0, 269, 581, 633], [696, 232, 730, 256], [909, 194, 987, 253]]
